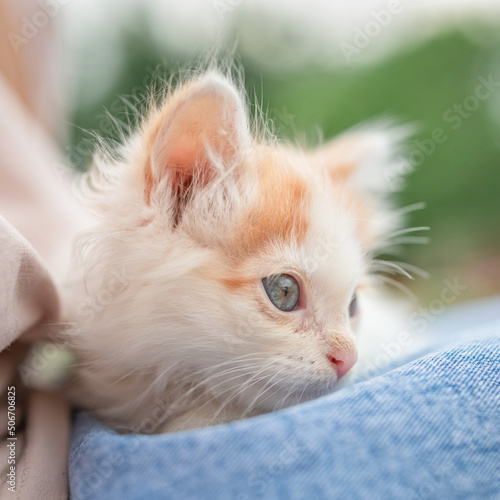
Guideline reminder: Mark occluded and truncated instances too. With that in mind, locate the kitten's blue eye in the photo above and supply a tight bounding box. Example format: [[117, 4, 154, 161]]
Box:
[[262, 274, 300, 312]]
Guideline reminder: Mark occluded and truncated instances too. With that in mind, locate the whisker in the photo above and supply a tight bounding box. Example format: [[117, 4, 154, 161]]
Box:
[[393, 201, 427, 216], [182, 360, 276, 425], [392, 261, 430, 280], [387, 226, 430, 238], [240, 366, 289, 418], [212, 367, 276, 421], [371, 274, 418, 301], [275, 377, 304, 409], [371, 259, 413, 280], [124, 361, 183, 418], [388, 236, 430, 246], [168, 358, 271, 413]]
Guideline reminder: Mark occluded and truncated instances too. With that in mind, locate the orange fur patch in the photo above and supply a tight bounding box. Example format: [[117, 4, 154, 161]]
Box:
[[218, 276, 255, 291], [327, 162, 355, 182], [231, 150, 311, 260], [214, 150, 311, 292]]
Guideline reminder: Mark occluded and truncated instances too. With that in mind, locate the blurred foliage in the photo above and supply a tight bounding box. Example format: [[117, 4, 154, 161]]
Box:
[[68, 24, 500, 302]]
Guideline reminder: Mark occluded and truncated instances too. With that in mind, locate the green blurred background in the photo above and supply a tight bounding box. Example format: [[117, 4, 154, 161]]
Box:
[[64, 4, 500, 304]]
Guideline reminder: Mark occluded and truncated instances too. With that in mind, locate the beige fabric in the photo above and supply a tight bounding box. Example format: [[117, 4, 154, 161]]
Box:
[[0, 71, 85, 280], [0, 218, 69, 500], [0, 2, 82, 497]]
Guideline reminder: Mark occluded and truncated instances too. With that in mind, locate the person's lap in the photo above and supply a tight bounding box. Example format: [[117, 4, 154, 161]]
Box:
[[69, 299, 500, 500]]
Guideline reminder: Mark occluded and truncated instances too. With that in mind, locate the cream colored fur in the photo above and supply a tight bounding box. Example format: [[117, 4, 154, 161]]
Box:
[[62, 69, 412, 433]]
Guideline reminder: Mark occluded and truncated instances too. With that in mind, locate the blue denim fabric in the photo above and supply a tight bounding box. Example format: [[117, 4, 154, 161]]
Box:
[[69, 303, 500, 500]]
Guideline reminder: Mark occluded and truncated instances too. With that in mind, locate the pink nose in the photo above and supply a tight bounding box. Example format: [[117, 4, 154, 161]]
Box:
[[327, 349, 358, 378]]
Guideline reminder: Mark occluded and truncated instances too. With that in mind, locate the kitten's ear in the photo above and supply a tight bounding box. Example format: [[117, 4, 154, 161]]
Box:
[[312, 122, 412, 194], [313, 122, 413, 249], [144, 72, 249, 208]]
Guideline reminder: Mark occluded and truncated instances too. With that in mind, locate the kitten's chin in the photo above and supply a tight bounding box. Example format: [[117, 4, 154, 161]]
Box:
[[239, 377, 338, 414]]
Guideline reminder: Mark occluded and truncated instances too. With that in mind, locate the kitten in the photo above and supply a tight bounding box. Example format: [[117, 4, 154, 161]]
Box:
[[62, 69, 411, 433]]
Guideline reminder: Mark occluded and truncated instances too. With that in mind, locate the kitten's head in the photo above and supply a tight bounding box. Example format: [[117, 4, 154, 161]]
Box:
[[71, 71, 407, 428]]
